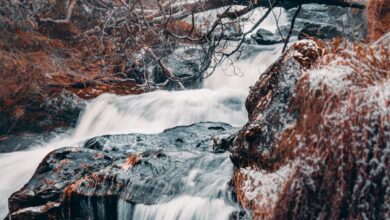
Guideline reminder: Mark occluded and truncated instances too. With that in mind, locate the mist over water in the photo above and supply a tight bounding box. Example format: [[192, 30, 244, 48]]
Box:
[[0, 9, 286, 218]]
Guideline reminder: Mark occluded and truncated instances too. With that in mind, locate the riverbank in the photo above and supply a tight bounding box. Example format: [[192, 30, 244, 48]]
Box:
[[0, 12, 143, 136]]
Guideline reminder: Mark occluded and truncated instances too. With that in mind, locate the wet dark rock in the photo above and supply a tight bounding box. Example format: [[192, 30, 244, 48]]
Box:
[[251, 29, 283, 45], [7, 122, 239, 219], [230, 40, 320, 167], [0, 128, 66, 153], [159, 46, 208, 89], [230, 210, 249, 220], [238, 43, 277, 59], [288, 4, 343, 25], [243, 37, 258, 45], [298, 23, 342, 40], [42, 91, 86, 127], [284, 4, 366, 41], [212, 133, 236, 154], [218, 25, 243, 41], [0, 91, 85, 142], [208, 126, 225, 131]]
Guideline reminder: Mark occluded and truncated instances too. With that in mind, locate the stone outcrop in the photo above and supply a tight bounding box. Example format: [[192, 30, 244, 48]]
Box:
[[158, 46, 208, 89], [251, 29, 283, 45], [6, 122, 240, 219], [230, 40, 320, 168], [231, 35, 390, 219], [298, 23, 342, 40], [228, 40, 321, 219], [283, 4, 366, 41]]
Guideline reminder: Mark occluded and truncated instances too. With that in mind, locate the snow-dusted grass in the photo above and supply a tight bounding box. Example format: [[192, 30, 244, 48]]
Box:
[[273, 36, 390, 219], [238, 163, 295, 219], [235, 35, 390, 219], [308, 62, 353, 92]]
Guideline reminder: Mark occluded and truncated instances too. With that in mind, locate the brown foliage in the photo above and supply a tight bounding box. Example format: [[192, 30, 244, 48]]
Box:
[[233, 37, 390, 219], [367, 0, 390, 41], [167, 20, 201, 38], [0, 14, 143, 134]]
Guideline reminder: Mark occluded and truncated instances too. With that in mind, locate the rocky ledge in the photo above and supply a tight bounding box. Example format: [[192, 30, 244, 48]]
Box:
[[6, 122, 242, 219]]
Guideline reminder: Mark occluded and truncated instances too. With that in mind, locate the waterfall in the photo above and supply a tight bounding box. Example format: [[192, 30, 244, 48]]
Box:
[[0, 8, 287, 219]]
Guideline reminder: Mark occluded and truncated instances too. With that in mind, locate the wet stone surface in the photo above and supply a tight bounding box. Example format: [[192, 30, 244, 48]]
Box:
[[230, 40, 320, 167], [7, 122, 245, 219]]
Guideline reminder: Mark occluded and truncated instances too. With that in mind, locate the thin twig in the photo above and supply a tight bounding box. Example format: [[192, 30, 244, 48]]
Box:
[[282, 2, 302, 53]]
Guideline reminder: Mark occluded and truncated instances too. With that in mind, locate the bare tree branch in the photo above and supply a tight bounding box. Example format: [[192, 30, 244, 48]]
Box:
[[283, 1, 303, 52]]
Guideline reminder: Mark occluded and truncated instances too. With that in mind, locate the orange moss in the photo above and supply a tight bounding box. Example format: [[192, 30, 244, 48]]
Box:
[[232, 170, 249, 209], [121, 154, 142, 170]]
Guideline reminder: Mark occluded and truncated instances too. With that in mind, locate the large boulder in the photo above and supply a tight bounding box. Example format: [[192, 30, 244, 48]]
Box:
[[231, 36, 390, 220], [230, 40, 320, 167], [158, 46, 208, 89], [7, 122, 242, 219], [251, 29, 283, 45], [282, 4, 365, 41], [298, 23, 343, 40]]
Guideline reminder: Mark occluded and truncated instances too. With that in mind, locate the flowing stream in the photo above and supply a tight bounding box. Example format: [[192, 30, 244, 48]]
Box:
[[0, 9, 287, 219]]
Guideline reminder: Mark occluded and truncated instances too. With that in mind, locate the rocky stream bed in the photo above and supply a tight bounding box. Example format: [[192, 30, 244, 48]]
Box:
[[1, 2, 389, 220]]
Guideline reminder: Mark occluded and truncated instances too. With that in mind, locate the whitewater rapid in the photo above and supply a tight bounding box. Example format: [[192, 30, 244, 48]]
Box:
[[0, 8, 287, 219]]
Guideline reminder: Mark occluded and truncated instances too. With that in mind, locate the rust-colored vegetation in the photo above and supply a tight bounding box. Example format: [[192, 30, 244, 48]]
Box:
[[0, 1, 144, 135], [121, 154, 142, 170], [167, 20, 202, 38], [367, 0, 390, 41], [234, 36, 390, 219], [274, 40, 389, 219]]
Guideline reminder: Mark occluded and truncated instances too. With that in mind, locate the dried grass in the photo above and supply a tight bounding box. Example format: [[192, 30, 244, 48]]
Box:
[[234, 37, 390, 219], [167, 20, 200, 37], [270, 38, 390, 219]]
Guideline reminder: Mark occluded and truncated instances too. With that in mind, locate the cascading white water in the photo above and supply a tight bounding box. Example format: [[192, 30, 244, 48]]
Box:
[[73, 89, 247, 138], [0, 8, 287, 219], [117, 153, 238, 220]]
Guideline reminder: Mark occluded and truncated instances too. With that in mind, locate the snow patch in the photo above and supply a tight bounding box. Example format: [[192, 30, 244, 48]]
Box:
[[308, 63, 353, 92], [240, 162, 295, 210], [294, 40, 318, 51]]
